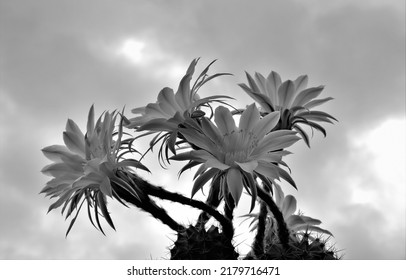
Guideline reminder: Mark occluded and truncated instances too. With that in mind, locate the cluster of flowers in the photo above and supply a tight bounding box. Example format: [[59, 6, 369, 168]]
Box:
[[41, 58, 337, 257]]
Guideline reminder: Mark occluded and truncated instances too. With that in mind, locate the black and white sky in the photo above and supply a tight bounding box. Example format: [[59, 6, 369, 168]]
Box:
[[0, 0, 405, 259]]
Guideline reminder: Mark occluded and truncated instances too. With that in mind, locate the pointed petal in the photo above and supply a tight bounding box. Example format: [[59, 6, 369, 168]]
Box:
[[252, 111, 280, 140], [281, 195, 297, 217], [191, 168, 218, 197], [117, 159, 150, 172], [175, 60, 196, 109], [214, 106, 237, 134], [304, 97, 334, 109], [145, 103, 171, 119], [87, 105, 95, 138], [138, 118, 178, 132], [238, 83, 274, 112], [226, 168, 244, 205], [292, 124, 311, 147], [41, 163, 82, 177], [272, 182, 285, 208], [235, 160, 258, 174], [277, 165, 297, 189], [296, 110, 338, 123], [291, 86, 324, 108], [205, 157, 230, 171], [179, 127, 218, 152], [254, 161, 280, 181], [245, 72, 261, 95], [278, 80, 296, 108], [300, 215, 322, 226], [293, 75, 308, 93], [42, 145, 84, 164], [254, 72, 268, 94], [63, 128, 85, 156], [293, 225, 333, 236], [99, 176, 113, 197], [201, 117, 223, 146], [266, 71, 282, 102], [96, 192, 115, 231], [239, 103, 260, 131], [157, 87, 181, 115], [243, 172, 257, 212], [255, 130, 300, 154], [131, 106, 146, 114]]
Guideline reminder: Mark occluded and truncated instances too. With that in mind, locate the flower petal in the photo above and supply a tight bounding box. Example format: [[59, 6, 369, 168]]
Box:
[[252, 111, 280, 140], [180, 127, 218, 152], [238, 83, 273, 112], [87, 105, 95, 138], [254, 161, 280, 181], [99, 176, 113, 197], [281, 194, 297, 217], [175, 59, 197, 109], [291, 86, 324, 108], [41, 162, 83, 178], [278, 80, 296, 108], [239, 103, 260, 131], [293, 75, 308, 93], [191, 168, 218, 197], [272, 182, 285, 208], [42, 145, 84, 164], [214, 106, 237, 135], [304, 97, 334, 109], [157, 87, 181, 116], [201, 117, 223, 146], [63, 124, 85, 156], [235, 160, 258, 174], [205, 157, 230, 171], [226, 168, 244, 205], [266, 71, 282, 102], [255, 130, 300, 154], [138, 118, 178, 132]]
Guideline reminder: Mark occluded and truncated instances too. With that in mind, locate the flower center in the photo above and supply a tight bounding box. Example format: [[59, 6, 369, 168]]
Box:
[[221, 129, 258, 166]]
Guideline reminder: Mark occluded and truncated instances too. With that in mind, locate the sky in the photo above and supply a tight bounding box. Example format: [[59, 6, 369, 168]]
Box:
[[0, 0, 405, 260]]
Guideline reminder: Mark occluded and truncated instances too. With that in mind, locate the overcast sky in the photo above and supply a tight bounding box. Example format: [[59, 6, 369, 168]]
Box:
[[0, 0, 405, 260]]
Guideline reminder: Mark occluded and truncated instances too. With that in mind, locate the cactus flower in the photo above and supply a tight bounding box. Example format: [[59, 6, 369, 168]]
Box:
[[41, 105, 147, 235], [172, 103, 300, 209], [239, 71, 337, 147]]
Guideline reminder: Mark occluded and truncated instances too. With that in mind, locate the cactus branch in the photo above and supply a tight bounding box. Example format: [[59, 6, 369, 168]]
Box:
[[195, 182, 221, 229], [125, 172, 234, 239], [252, 200, 268, 257], [111, 180, 182, 232], [224, 193, 235, 222], [256, 184, 290, 248]]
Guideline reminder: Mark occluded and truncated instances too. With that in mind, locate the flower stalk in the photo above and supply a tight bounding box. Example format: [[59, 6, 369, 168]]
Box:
[[256, 185, 290, 248], [252, 200, 268, 257], [121, 171, 234, 239]]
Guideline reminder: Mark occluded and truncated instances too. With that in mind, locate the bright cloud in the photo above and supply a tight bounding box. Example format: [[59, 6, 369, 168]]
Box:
[[117, 38, 146, 64], [353, 118, 406, 196], [350, 118, 406, 232]]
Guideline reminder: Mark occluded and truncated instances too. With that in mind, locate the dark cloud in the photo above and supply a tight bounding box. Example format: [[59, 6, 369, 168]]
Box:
[[0, 0, 404, 259]]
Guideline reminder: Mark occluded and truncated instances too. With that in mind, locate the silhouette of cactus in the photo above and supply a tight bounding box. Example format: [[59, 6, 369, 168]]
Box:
[[170, 225, 239, 260]]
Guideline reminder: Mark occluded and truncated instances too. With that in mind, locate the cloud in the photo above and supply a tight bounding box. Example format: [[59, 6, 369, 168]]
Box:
[[0, 0, 404, 259]]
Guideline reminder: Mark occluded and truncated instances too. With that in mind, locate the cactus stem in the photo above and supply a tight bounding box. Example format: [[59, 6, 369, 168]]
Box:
[[256, 185, 290, 249]]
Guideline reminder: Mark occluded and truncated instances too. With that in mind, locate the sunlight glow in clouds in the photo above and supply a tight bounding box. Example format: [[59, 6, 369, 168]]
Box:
[[361, 118, 405, 185], [117, 38, 146, 63], [113, 37, 188, 82], [352, 118, 406, 206]]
